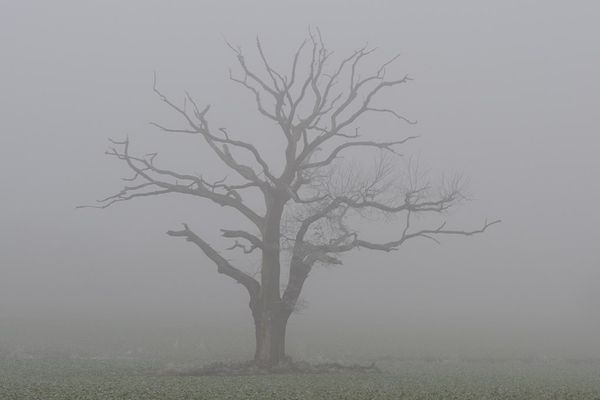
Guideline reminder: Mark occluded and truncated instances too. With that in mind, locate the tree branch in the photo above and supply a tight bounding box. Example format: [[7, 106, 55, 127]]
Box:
[[326, 219, 502, 253], [221, 229, 264, 250], [152, 75, 277, 187], [167, 224, 260, 302], [300, 136, 417, 170], [84, 138, 265, 229]]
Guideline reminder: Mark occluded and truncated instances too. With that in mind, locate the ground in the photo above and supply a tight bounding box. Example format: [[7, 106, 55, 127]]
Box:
[[2, 357, 600, 399]]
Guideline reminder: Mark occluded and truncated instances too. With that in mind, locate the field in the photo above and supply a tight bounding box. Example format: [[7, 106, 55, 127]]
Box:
[[2, 357, 600, 399]]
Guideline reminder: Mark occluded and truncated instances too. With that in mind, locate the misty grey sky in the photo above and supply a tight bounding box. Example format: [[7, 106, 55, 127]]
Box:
[[1, 0, 599, 358]]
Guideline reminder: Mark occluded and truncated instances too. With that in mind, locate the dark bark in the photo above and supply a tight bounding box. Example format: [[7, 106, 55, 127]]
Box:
[[253, 309, 289, 366], [252, 191, 291, 366]]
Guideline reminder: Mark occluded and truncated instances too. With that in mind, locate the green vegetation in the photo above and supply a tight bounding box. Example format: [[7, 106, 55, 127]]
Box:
[[2, 357, 600, 399]]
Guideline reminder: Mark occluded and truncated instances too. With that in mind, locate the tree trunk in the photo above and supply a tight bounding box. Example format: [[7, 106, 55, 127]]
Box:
[[252, 192, 290, 367], [253, 310, 289, 366]]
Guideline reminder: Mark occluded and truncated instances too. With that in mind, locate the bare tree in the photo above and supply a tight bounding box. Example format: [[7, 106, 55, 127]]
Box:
[[84, 31, 499, 367]]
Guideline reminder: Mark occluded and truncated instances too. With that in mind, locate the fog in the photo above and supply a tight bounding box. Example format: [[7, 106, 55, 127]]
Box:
[[1, 0, 599, 362]]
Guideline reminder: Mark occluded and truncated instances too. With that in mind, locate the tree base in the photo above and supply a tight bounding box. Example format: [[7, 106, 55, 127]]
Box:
[[160, 359, 380, 376]]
